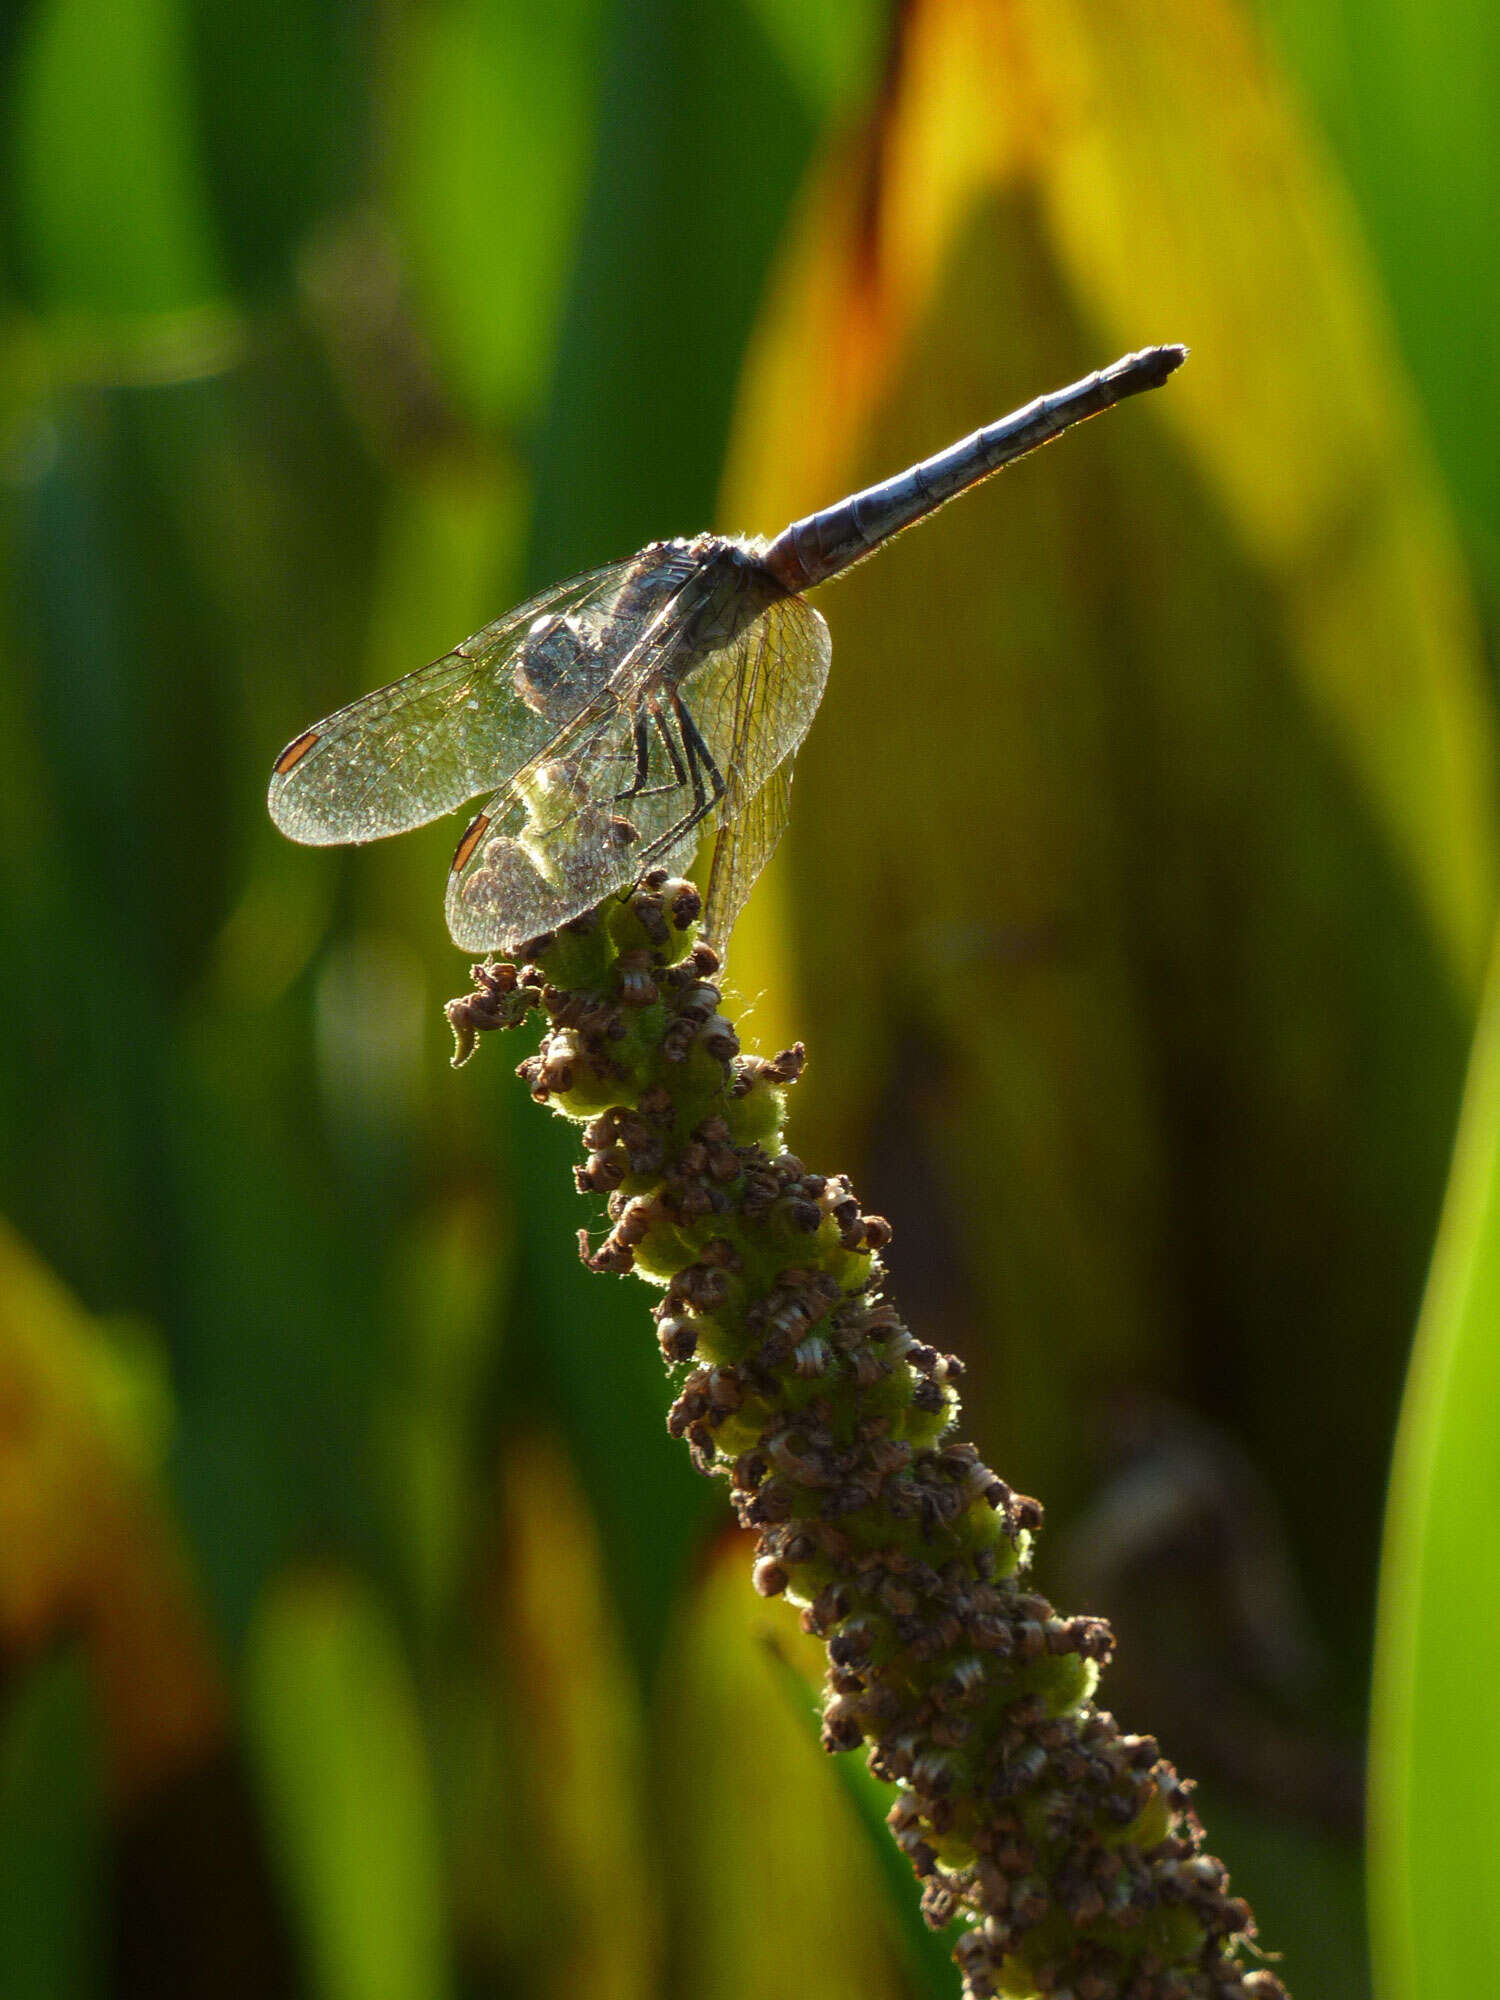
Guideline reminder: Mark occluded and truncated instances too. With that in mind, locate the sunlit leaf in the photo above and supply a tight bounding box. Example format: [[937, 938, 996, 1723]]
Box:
[[385, 0, 607, 428], [11, 0, 234, 373], [1252, 0, 1500, 586], [446, 1433, 659, 1998], [721, 0, 1490, 1603], [655, 1533, 911, 2000], [246, 1571, 451, 2000], [1023, 0, 1497, 997], [0, 1221, 227, 1806], [760, 1635, 963, 1998], [727, 0, 1497, 998], [1369, 924, 1500, 2000], [743, 0, 887, 115], [717, 5, 1496, 1983]]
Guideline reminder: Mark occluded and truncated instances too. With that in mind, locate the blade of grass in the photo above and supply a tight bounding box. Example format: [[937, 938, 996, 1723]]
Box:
[[245, 1572, 452, 2000], [654, 1539, 916, 2000], [760, 1632, 964, 1999], [1252, 0, 1500, 586], [1369, 923, 1500, 2000], [12, 0, 229, 350], [0, 1655, 104, 2000]]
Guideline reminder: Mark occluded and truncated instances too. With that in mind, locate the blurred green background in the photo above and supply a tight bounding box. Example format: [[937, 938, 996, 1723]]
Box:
[[1, 1, 1497, 1996]]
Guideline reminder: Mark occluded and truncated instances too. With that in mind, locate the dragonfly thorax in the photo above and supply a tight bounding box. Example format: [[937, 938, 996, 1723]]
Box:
[[632, 535, 788, 685]]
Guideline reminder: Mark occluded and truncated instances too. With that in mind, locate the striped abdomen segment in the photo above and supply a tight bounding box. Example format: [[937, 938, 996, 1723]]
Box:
[[761, 345, 1186, 594]]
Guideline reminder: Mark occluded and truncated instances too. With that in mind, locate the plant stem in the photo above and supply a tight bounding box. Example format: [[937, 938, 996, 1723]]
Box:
[[447, 872, 1287, 2000]]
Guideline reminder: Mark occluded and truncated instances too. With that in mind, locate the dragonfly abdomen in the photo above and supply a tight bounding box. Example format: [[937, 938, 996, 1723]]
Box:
[[763, 344, 1186, 594]]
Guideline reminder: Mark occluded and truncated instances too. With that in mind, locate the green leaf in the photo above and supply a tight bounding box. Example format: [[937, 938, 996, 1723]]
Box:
[[245, 1572, 452, 2000], [1369, 926, 1500, 2000], [386, 0, 608, 429], [185, 0, 365, 296], [760, 1633, 963, 1999], [500, 1064, 718, 1685], [655, 1540, 916, 2000], [443, 1433, 661, 1997], [12, 0, 229, 345], [742, 0, 887, 114], [0, 1653, 104, 2000], [1252, 0, 1500, 587], [526, 0, 819, 583]]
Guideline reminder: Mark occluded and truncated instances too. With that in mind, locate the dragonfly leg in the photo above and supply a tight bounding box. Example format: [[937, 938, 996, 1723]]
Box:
[[616, 711, 653, 799], [617, 699, 689, 802], [676, 697, 726, 814], [638, 694, 725, 863]]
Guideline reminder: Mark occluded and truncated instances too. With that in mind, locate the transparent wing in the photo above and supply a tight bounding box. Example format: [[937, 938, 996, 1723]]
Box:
[[444, 689, 703, 952], [701, 754, 795, 952], [685, 592, 830, 951], [267, 562, 633, 845], [681, 592, 830, 817], [444, 583, 831, 956]]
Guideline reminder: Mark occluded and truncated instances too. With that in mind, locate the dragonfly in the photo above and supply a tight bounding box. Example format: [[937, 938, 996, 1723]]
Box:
[[269, 344, 1185, 956]]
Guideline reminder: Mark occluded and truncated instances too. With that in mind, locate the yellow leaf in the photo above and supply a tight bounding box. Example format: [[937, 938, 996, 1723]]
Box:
[[718, 0, 1496, 1516], [246, 1572, 450, 2000], [725, 0, 1496, 999], [0, 1220, 226, 1807], [477, 1432, 661, 2000], [654, 1532, 908, 2000]]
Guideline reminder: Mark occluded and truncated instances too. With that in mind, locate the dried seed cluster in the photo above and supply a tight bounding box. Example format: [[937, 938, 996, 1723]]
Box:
[[447, 872, 1286, 2000]]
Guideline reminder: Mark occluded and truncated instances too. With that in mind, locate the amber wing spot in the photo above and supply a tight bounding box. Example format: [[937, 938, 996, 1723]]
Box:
[[273, 728, 321, 776], [452, 812, 491, 873]]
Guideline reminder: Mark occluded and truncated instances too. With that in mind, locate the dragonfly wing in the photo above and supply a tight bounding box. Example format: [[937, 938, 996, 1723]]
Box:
[[683, 592, 830, 812], [701, 754, 795, 952], [679, 591, 831, 947], [267, 562, 632, 845], [444, 684, 706, 953]]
